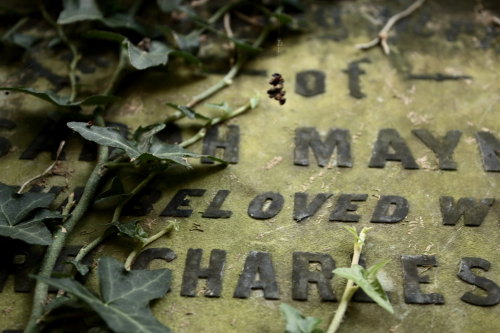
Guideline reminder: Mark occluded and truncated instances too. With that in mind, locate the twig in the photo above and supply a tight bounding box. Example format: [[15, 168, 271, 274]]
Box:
[[327, 227, 371, 333], [2, 17, 29, 40], [356, 0, 426, 55], [124, 221, 177, 270], [185, 24, 271, 109], [38, 0, 81, 102], [179, 101, 255, 148], [17, 141, 65, 194], [24, 114, 108, 333]]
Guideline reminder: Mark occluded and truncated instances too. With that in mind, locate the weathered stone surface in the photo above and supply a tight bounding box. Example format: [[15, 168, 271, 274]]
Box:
[[0, 1, 499, 332]]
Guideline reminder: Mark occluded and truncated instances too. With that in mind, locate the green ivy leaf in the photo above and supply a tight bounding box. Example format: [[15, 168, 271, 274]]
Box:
[[133, 123, 166, 152], [333, 264, 393, 314], [67, 122, 140, 158], [166, 103, 210, 120], [127, 41, 173, 70], [0, 183, 60, 245], [112, 220, 148, 244], [280, 303, 323, 333], [85, 30, 127, 43], [0, 87, 116, 108], [57, 0, 104, 25], [36, 256, 173, 333], [156, 0, 183, 13], [68, 122, 226, 167], [94, 177, 128, 206]]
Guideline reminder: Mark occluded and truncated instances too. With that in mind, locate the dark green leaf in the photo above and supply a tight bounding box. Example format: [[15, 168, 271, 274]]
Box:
[[112, 220, 148, 244], [280, 303, 323, 333], [0, 183, 60, 245], [67, 122, 140, 158], [36, 256, 173, 333], [166, 103, 210, 120], [70, 260, 90, 276], [333, 264, 393, 314], [85, 30, 127, 43], [0, 87, 116, 108], [94, 177, 128, 205], [157, 0, 182, 13], [6, 33, 40, 49], [134, 123, 166, 152], [127, 41, 173, 70], [104, 13, 153, 36], [57, 0, 104, 25]]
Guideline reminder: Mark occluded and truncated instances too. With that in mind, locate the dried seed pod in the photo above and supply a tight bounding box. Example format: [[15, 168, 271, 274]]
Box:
[[267, 73, 286, 105]]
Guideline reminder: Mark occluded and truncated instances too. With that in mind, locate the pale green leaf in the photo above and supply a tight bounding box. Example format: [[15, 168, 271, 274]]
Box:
[[157, 0, 182, 13], [112, 220, 148, 244], [280, 303, 323, 333], [57, 0, 103, 24], [334, 265, 393, 314], [127, 41, 173, 70]]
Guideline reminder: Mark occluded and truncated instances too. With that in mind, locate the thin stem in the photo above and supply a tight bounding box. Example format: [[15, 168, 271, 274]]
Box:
[[2, 17, 29, 40], [326, 227, 370, 333], [104, 44, 128, 96], [38, 0, 81, 102], [72, 161, 158, 269], [112, 171, 158, 223], [124, 221, 177, 270], [18, 141, 65, 194], [356, 0, 426, 55], [179, 101, 253, 148], [24, 114, 109, 333], [73, 227, 115, 265], [185, 24, 270, 109]]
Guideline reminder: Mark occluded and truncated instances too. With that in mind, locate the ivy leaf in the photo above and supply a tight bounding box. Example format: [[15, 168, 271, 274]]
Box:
[[36, 256, 172, 333], [112, 220, 148, 244], [280, 303, 323, 333], [133, 123, 166, 152], [0, 183, 60, 245], [94, 177, 128, 206], [85, 30, 127, 43], [68, 122, 226, 167], [67, 122, 140, 158], [127, 41, 173, 70], [57, 0, 104, 25], [156, 0, 183, 13], [166, 103, 210, 120], [0, 87, 116, 108], [333, 264, 393, 314], [173, 30, 200, 54]]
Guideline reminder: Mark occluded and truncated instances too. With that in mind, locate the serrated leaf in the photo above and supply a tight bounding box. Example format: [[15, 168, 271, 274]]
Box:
[[156, 0, 182, 13], [57, 0, 104, 25], [127, 41, 173, 70], [112, 220, 148, 244], [0, 87, 116, 108], [68, 122, 140, 158], [333, 264, 393, 314], [280, 303, 323, 333], [0, 183, 60, 245], [166, 103, 209, 120], [36, 256, 172, 333]]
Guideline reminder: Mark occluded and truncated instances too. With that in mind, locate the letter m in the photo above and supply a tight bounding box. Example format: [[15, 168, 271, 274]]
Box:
[[294, 127, 352, 167]]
